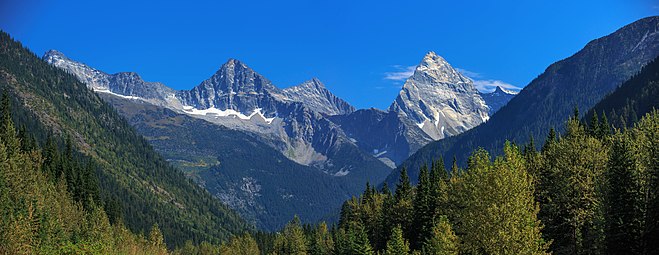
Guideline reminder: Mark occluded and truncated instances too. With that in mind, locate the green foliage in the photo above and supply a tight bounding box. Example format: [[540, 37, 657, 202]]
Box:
[[422, 216, 458, 255], [411, 165, 433, 249], [219, 234, 260, 255], [537, 117, 607, 254], [334, 221, 374, 255], [0, 92, 175, 254], [272, 216, 308, 255], [605, 131, 645, 254], [454, 143, 549, 254], [309, 222, 334, 255], [384, 225, 410, 255], [388, 168, 414, 244]]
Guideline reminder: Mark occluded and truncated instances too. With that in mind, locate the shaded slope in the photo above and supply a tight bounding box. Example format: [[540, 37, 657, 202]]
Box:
[[585, 56, 659, 128]]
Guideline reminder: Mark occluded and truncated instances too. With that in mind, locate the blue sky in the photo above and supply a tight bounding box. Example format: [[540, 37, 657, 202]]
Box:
[[1, 0, 656, 109]]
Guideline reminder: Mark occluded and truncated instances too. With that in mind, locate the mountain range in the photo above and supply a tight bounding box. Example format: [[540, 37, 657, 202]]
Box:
[[44, 48, 512, 229]]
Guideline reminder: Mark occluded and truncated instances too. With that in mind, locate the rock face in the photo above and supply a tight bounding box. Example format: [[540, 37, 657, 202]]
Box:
[[480, 86, 518, 115], [177, 59, 278, 114], [44, 50, 176, 103], [329, 108, 433, 168], [389, 52, 490, 140], [281, 78, 355, 116]]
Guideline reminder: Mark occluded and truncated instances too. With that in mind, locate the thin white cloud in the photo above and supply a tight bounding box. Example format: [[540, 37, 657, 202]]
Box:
[[455, 68, 481, 78], [473, 79, 522, 93], [384, 65, 416, 81], [457, 68, 521, 93]]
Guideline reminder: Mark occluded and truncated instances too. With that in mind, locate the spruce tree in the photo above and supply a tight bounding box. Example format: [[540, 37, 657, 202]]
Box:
[[430, 158, 449, 218], [589, 113, 600, 137], [309, 222, 334, 255], [384, 225, 410, 255], [273, 216, 308, 255], [388, 168, 413, 247], [605, 133, 644, 254], [337, 221, 374, 255], [412, 165, 434, 250]]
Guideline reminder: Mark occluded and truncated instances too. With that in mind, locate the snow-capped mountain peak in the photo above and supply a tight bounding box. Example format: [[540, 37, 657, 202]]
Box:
[[389, 52, 489, 140], [493, 86, 518, 95]]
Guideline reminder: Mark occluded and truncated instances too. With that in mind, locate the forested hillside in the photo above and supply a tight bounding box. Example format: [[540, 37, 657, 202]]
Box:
[[0, 91, 174, 254], [585, 56, 659, 129], [234, 111, 659, 255], [0, 31, 249, 248]]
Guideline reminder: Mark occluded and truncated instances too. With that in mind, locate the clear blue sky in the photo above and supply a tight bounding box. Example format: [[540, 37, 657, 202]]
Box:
[[1, 0, 656, 109]]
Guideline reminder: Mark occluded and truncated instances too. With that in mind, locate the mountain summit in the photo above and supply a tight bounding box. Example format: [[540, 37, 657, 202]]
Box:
[[389, 51, 489, 140], [480, 86, 518, 115], [282, 78, 355, 116]]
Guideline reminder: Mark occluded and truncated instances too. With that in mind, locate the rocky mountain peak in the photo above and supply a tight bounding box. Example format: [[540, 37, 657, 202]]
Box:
[[301, 78, 326, 89], [205, 58, 276, 94], [282, 78, 355, 116], [494, 86, 518, 95], [389, 52, 489, 140], [43, 49, 111, 91], [43, 49, 67, 60], [414, 51, 471, 85]]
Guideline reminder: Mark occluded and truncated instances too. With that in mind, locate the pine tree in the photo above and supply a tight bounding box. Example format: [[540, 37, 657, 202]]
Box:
[[149, 223, 168, 254], [0, 89, 19, 156], [309, 222, 334, 255], [605, 133, 644, 254], [395, 168, 413, 201], [589, 112, 600, 137], [598, 111, 611, 139], [387, 168, 413, 247], [273, 216, 308, 255], [450, 157, 459, 178], [422, 216, 458, 255], [384, 225, 410, 255], [430, 158, 449, 218], [335, 221, 374, 255], [412, 165, 434, 250], [542, 127, 557, 152]]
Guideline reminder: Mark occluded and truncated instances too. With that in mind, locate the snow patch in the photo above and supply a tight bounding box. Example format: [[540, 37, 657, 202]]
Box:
[[94, 89, 143, 100], [183, 107, 275, 124], [334, 168, 350, 177]]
